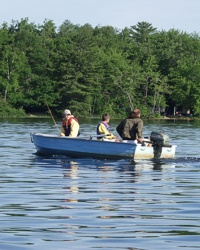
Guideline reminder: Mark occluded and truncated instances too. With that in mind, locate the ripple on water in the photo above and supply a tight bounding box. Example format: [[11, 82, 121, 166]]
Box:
[[1, 120, 200, 249]]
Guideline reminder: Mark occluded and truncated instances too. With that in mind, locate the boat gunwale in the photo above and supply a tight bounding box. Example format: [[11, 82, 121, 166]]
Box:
[[31, 132, 177, 149]]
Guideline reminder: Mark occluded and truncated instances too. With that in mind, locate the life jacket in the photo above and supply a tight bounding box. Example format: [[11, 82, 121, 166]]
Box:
[[62, 116, 80, 136], [97, 121, 110, 139]]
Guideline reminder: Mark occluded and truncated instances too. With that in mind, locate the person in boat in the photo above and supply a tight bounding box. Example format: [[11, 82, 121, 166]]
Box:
[[97, 113, 118, 141], [116, 109, 143, 143], [60, 109, 80, 137]]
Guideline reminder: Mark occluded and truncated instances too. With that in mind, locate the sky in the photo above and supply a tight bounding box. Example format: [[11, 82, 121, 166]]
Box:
[[1, 0, 200, 34]]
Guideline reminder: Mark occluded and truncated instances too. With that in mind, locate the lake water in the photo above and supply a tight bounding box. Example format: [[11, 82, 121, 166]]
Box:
[[0, 118, 200, 250]]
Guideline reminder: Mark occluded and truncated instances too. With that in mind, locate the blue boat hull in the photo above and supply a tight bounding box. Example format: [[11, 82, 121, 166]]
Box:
[[31, 133, 177, 160]]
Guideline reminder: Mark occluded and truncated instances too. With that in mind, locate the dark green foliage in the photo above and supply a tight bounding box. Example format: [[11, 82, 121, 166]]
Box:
[[0, 99, 26, 117], [0, 18, 200, 117]]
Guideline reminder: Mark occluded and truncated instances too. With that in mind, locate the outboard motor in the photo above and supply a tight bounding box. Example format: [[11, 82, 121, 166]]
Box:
[[150, 131, 169, 159]]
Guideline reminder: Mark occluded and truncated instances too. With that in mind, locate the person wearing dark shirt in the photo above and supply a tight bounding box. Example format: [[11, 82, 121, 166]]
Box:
[[116, 109, 143, 143]]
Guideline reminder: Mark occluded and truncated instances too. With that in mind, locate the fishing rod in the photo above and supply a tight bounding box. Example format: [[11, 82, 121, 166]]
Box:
[[45, 99, 61, 134]]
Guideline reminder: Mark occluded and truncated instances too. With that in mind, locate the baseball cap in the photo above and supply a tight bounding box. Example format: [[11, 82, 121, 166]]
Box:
[[63, 109, 71, 115]]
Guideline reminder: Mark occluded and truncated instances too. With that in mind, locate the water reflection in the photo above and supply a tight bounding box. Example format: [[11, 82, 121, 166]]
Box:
[[33, 155, 172, 172], [1, 119, 200, 250], [63, 161, 79, 203]]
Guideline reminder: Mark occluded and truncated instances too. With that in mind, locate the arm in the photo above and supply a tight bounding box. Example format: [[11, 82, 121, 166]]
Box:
[[60, 121, 65, 136], [137, 119, 143, 142], [69, 119, 80, 137], [116, 120, 124, 138]]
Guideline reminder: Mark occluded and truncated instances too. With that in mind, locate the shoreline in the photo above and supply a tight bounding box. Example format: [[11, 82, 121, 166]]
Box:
[[0, 115, 196, 120]]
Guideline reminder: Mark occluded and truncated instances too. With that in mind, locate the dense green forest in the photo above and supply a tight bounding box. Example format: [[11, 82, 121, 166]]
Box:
[[0, 18, 200, 117]]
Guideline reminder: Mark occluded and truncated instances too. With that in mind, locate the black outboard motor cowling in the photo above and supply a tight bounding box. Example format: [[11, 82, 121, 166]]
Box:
[[150, 131, 169, 146], [150, 131, 169, 159]]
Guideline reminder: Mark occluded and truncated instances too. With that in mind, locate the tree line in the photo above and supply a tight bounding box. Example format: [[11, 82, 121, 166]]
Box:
[[0, 18, 200, 117]]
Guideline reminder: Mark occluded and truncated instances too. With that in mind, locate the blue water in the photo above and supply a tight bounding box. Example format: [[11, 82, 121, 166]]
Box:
[[0, 118, 200, 249]]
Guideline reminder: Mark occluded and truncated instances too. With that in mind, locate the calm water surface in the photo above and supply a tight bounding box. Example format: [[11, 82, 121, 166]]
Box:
[[0, 118, 200, 250]]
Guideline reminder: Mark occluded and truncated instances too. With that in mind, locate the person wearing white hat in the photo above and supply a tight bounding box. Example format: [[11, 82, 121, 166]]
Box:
[[60, 109, 80, 137]]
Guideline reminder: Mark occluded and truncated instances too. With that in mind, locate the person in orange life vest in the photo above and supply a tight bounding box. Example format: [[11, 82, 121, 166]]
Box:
[[97, 113, 118, 141], [60, 109, 80, 137]]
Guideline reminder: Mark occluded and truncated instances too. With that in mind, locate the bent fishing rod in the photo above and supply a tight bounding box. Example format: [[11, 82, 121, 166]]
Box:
[[45, 99, 61, 134]]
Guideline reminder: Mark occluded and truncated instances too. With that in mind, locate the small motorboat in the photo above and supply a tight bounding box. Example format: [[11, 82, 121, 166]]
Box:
[[31, 131, 177, 160]]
